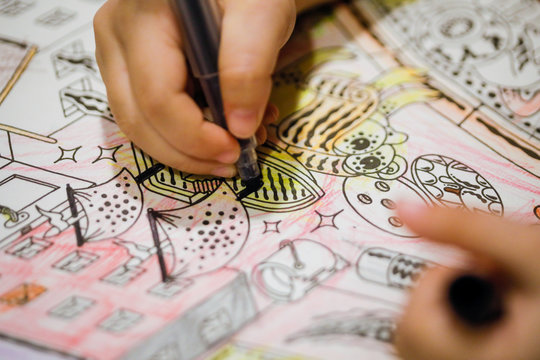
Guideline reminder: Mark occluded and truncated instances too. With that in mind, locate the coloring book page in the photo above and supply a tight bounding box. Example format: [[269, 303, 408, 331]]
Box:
[[0, 0, 538, 359]]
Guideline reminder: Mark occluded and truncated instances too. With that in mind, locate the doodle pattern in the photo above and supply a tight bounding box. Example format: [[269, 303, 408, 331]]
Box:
[[286, 309, 397, 346], [274, 48, 438, 179], [35, 7, 76, 27], [134, 141, 325, 212], [411, 154, 504, 215], [252, 239, 349, 302], [59, 76, 114, 122], [360, 0, 540, 175], [0, 2, 538, 360], [148, 182, 249, 279], [51, 40, 98, 79], [311, 209, 343, 232], [0, 0, 34, 16], [48, 295, 95, 320], [356, 247, 435, 289], [263, 220, 281, 234]]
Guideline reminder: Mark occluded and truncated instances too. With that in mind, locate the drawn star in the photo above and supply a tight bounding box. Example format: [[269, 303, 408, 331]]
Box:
[[263, 220, 281, 234], [311, 209, 344, 232], [54, 146, 81, 163], [92, 144, 122, 163]]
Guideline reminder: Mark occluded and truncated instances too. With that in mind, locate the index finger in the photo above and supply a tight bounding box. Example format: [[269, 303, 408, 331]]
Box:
[[397, 203, 540, 286]]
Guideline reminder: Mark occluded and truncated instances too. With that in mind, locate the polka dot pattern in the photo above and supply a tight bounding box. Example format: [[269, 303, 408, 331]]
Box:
[[157, 183, 248, 277]]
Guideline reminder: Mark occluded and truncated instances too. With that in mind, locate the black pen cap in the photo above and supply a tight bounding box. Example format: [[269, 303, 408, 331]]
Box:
[[448, 274, 504, 326]]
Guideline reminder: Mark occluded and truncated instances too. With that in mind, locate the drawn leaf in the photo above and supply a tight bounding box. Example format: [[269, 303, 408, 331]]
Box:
[[227, 142, 325, 212]]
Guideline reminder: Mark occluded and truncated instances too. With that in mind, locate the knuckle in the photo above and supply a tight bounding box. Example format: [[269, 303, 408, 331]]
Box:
[[137, 91, 167, 119], [221, 64, 271, 85], [114, 113, 138, 140]]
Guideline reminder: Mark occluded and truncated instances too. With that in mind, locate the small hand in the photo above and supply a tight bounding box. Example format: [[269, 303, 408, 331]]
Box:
[[93, 0, 294, 176], [396, 204, 540, 360]]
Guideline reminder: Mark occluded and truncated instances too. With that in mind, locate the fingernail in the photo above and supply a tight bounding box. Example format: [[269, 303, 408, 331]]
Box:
[[228, 109, 258, 138], [217, 150, 239, 164], [211, 166, 236, 178]]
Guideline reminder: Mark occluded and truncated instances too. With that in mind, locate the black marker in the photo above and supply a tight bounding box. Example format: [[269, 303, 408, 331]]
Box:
[[171, 0, 263, 199], [448, 274, 504, 326]]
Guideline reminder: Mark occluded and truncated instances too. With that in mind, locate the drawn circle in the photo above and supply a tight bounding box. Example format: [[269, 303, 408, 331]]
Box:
[[358, 193, 373, 204], [415, 4, 510, 64], [388, 216, 403, 228], [375, 181, 391, 192], [534, 205, 540, 221], [252, 262, 295, 302], [4, 211, 29, 228], [344, 177, 424, 237], [381, 198, 396, 210], [411, 154, 503, 215]]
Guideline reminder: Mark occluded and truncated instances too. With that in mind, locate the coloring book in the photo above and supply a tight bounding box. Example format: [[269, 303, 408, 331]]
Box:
[[0, 0, 538, 359]]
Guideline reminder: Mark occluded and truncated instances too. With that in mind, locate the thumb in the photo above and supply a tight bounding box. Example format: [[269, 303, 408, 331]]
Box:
[[219, 0, 295, 138]]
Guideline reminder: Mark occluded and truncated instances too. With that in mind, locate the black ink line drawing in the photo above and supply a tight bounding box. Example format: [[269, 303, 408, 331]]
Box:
[[147, 278, 193, 299], [227, 142, 325, 212], [343, 176, 427, 238], [311, 209, 343, 232], [356, 247, 435, 289], [35, 7, 76, 27], [51, 40, 98, 79], [66, 184, 84, 247], [0, 37, 37, 104], [101, 264, 146, 287], [286, 309, 397, 347], [535, 205, 540, 220], [274, 47, 438, 179], [0, 0, 35, 16], [98, 308, 143, 333], [252, 239, 349, 302], [148, 208, 171, 283], [262, 220, 281, 234], [92, 144, 122, 164], [132, 146, 223, 205], [5, 236, 52, 259], [54, 146, 81, 163], [135, 162, 165, 184], [0, 205, 18, 223], [343, 153, 504, 237], [38, 169, 144, 242], [146, 182, 250, 282], [52, 250, 99, 273], [364, 0, 540, 141], [411, 154, 504, 215], [0, 174, 58, 230], [48, 295, 95, 320], [59, 76, 114, 122], [133, 141, 325, 212], [146, 343, 181, 360], [122, 272, 257, 360]]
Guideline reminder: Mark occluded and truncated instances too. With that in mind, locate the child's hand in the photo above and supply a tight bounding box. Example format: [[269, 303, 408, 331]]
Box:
[[93, 0, 295, 176], [396, 205, 540, 360]]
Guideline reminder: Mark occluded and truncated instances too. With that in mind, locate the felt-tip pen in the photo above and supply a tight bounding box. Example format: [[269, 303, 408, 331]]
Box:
[[448, 273, 504, 326], [171, 0, 263, 199]]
